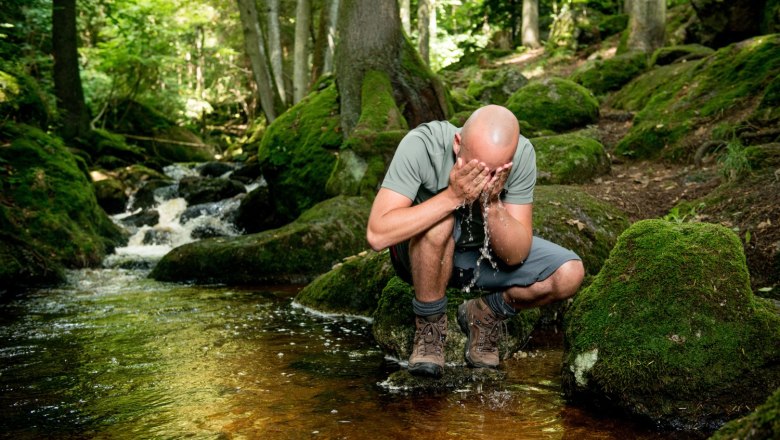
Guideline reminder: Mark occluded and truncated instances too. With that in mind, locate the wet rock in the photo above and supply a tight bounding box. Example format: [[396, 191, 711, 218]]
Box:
[[380, 367, 507, 393], [234, 186, 285, 233], [94, 177, 128, 214], [177, 176, 245, 205], [562, 220, 780, 431], [129, 179, 176, 211], [532, 131, 610, 184], [709, 387, 780, 440], [150, 195, 371, 284], [230, 159, 262, 184], [505, 77, 599, 135], [569, 52, 648, 96], [295, 250, 395, 317], [198, 161, 235, 178], [191, 225, 228, 240], [120, 209, 160, 228], [181, 200, 239, 224], [143, 227, 173, 245]]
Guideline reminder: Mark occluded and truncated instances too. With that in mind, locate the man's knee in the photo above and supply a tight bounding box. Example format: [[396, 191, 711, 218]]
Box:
[[555, 259, 585, 299], [411, 215, 455, 249]]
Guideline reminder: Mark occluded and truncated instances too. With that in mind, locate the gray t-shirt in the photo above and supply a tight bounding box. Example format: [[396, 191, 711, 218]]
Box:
[[381, 120, 536, 248]]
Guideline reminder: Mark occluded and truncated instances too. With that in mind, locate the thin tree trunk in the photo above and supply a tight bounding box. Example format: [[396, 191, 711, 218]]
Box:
[[195, 25, 205, 99], [293, 0, 312, 104], [627, 0, 666, 53], [522, 0, 541, 49], [417, 0, 431, 65], [236, 0, 277, 122], [399, 0, 411, 35], [323, 0, 339, 74], [52, 0, 90, 140], [267, 0, 286, 105]]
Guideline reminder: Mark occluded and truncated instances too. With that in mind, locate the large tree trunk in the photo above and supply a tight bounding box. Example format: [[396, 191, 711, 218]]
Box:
[[521, 0, 541, 49], [417, 0, 431, 65], [336, 0, 448, 137], [399, 0, 411, 35], [236, 0, 277, 122], [52, 0, 90, 140], [627, 0, 666, 53], [267, 0, 286, 106], [293, 0, 312, 104]]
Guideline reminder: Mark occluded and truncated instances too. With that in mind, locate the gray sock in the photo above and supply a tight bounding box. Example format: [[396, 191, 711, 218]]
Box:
[[484, 291, 517, 318], [412, 296, 448, 319]]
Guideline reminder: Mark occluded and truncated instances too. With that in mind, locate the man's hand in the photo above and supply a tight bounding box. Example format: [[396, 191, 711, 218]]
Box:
[[482, 162, 513, 204], [448, 158, 491, 205]]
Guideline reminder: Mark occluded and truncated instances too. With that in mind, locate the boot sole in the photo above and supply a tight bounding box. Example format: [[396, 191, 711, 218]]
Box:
[[408, 362, 443, 378], [457, 302, 498, 369]]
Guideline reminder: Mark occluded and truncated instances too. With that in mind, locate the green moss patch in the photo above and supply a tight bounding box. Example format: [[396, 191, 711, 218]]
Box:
[[532, 130, 610, 184], [570, 52, 648, 96], [710, 387, 780, 440], [506, 77, 599, 135], [650, 44, 714, 66], [150, 196, 370, 285], [562, 219, 780, 430]]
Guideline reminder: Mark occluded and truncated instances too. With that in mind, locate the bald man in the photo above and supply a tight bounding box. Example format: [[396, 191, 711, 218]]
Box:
[[367, 105, 584, 377]]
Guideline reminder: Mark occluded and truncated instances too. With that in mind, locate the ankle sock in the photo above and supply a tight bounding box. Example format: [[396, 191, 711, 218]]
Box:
[[412, 296, 447, 318], [484, 291, 517, 318]]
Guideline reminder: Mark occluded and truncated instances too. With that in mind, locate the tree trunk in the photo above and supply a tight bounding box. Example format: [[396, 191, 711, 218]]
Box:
[[521, 0, 541, 49], [293, 0, 312, 104], [417, 0, 431, 65], [627, 0, 666, 53], [336, 0, 448, 137], [195, 24, 205, 99], [323, 0, 339, 74], [399, 0, 411, 35], [267, 0, 286, 106], [311, 0, 340, 83], [236, 0, 277, 122], [52, 0, 90, 140]]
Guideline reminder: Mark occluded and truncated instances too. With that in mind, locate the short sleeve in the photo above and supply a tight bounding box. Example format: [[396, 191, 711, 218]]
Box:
[[380, 131, 427, 201], [503, 138, 536, 205]]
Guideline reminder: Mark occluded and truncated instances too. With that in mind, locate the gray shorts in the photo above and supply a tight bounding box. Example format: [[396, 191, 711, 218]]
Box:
[[389, 215, 581, 291]]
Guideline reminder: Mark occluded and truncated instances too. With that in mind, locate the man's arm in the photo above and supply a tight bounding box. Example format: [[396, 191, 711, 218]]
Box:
[[484, 201, 533, 266]]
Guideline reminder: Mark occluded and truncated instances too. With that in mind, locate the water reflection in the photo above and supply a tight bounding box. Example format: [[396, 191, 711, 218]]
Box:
[[0, 269, 700, 439]]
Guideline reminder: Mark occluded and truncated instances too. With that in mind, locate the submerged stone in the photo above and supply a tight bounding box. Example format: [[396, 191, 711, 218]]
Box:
[[506, 77, 599, 135], [380, 367, 507, 393], [532, 131, 610, 184], [563, 219, 780, 431]]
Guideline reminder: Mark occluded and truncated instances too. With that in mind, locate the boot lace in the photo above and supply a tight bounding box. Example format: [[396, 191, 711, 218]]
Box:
[[415, 321, 444, 355]]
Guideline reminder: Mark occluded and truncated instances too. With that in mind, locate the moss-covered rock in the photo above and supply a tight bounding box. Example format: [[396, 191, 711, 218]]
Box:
[[532, 131, 610, 184], [0, 123, 126, 289], [295, 250, 394, 317], [464, 66, 528, 105], [258, 79, 342, 222], [649, 44, 715, 66], [177, 176, 245, 205], [0, 68, 52, 128], [149, 196, 370, 284], [93, 177, 129, 215], [533, 186, 630, 276], [570, 52, 648, 96], [506, 77, 599, 135], [233, 186, 286, 234], [563, 219, 780, 431], [709, 387, 780, 440], [611, 35, 780, 161], [372, 277, 540, 365]]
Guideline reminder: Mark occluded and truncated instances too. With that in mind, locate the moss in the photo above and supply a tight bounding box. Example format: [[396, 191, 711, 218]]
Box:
[[506, 77, 599, 135], [570, 52, 648, 96], [352, 70, 408, 133], [562, 220, 780, 430], [752, 74, 780, 123], [295, 250, 395, 316], [440, 48, 515, 72], [598, 14, 628, 38], [710, 387, 780, 440], [532, 131, 610, 184], [0, 122, 126, 286], [463, 66, 528, 105], [258, 79, 342, 222], [448, 89, 480, 114], [150, 196, 370, 285], [533, 186, 630, 276], [650, 44, 715, 67], [764, 0, 780, 34], [372, 277, 540, 365], [0, 67, 52, 127], [448, 110, 472, 127]]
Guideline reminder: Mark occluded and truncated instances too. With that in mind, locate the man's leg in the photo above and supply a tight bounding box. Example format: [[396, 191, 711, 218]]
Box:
[[405, 215, 455, 377], [502, 259, 584, 309]]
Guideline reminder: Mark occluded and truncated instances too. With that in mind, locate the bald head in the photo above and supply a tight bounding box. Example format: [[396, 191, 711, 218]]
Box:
[[458, 105, 519, 169]]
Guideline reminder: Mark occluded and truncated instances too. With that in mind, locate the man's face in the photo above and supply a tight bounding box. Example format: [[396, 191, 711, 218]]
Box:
[[455, 134, 515, 176]]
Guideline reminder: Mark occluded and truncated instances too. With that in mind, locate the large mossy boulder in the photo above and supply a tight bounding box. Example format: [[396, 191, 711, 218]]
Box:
[[563, 220, 780, 431], [0, 123, 126, 289], [506, 77, 599, 135], [611, 35, 780, 161], [709, 387, 780, 440], [150, 196, 370, 284], [463, 66, 528, 105], [258, 78, 342, 222], [532, 131, 610, 184], [533, 186, 629, 276], [570, 52, 648, 96], [372, 277, 540, 366], [295, 249, 394, 317]]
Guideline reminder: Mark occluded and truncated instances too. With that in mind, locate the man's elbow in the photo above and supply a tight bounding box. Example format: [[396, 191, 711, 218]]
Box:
[[366, 228, 388, 252]]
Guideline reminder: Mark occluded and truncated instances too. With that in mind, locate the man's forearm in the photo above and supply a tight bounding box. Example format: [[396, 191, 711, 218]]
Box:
[[484, 201, 532, 265]]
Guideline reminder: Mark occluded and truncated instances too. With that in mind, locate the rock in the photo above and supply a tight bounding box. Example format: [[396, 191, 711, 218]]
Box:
[[569, 52, 648, 96], [177, 176, 245, 205], [531, 131, 610, 184], [120, 209, 160, 228], [93, 177, 129, 214], [191, 225, 228, 240], [129, 179, 176, 211], [234, 186, 285, 234], [709, 387, 780, 440], [143, 227, 173, 246], [562, 219, 780, 431], [372, 277, 540, 366], [533, 186, 630, 276], [258, 77, 342, 223], [690, 0, 769, 48], [649, 44, 714, 66], [149, 195, 371, 284], [464, 66, 529, 105], [114, 164, 170, 192], [198, 161, 235, 178], [295, 250, 395, 317], [379, 367, 507, 393], [229, 159, 262, 184], [506, 77, 599, 135], [180, 200, 240, 224], [0, 122, 126, 289]]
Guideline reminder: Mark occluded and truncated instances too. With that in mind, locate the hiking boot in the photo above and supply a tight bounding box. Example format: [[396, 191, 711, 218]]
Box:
[[408, 314, 447, 377], [457, 298, 505, 368]]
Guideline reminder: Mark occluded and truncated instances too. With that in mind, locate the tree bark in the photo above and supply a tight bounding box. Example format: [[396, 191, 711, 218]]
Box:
[[236, 0, 277, 122], [521, 0, 541, 49], [336, 0, 448, 137], [417, 0, 431, 65], [323, 0, 339, 74], [267, 0, 286, 106], [311, 0, 340, 83], [52, 0, 90, 140], [293, 0, 312, 104], [627, 0, 666, 53], [399, 0, 411, 35]]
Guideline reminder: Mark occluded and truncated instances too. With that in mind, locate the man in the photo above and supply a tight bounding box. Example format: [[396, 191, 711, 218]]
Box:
[[366, 105, 584, 377]]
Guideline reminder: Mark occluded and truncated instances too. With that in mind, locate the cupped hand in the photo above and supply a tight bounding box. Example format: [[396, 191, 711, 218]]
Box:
[[482, 162, 513, 203], [449, 158, 490, 205]]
